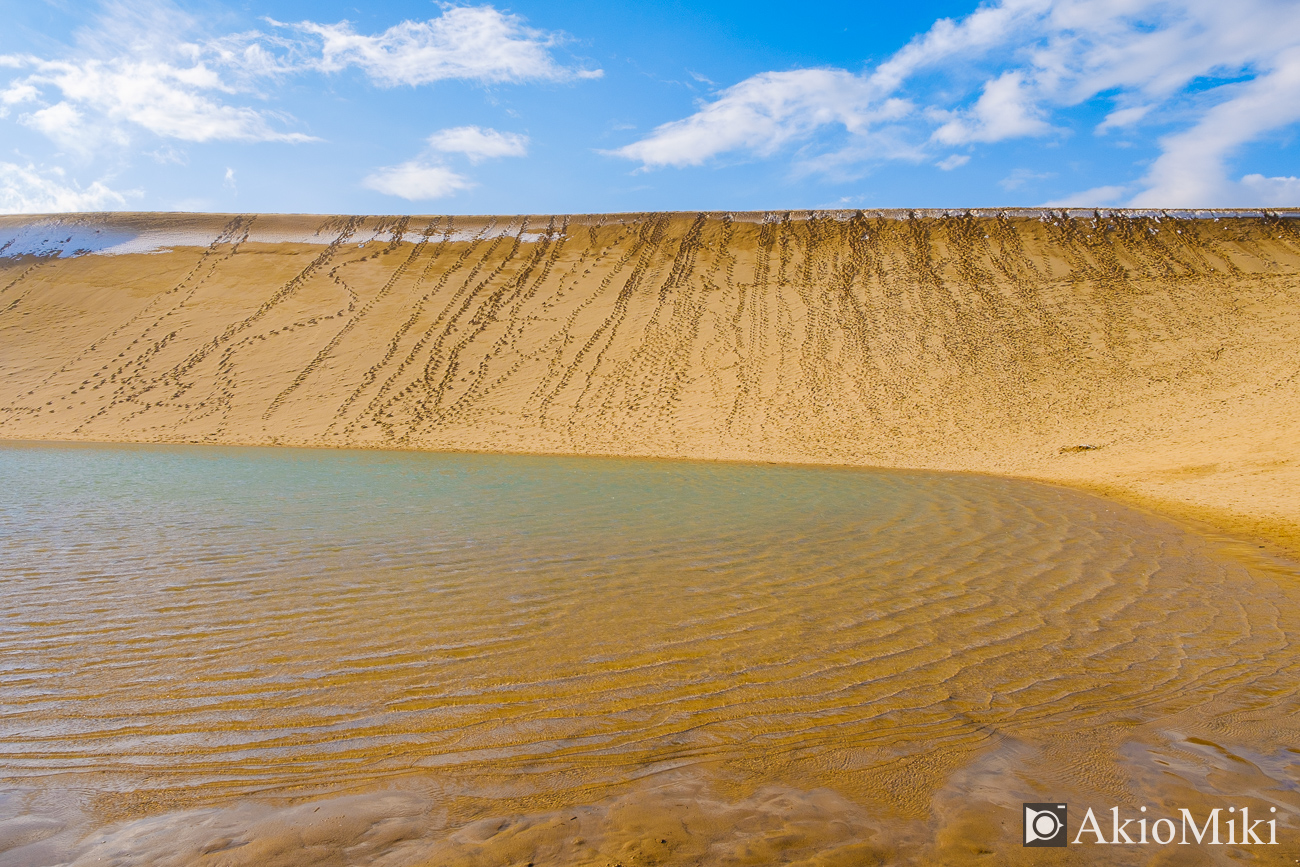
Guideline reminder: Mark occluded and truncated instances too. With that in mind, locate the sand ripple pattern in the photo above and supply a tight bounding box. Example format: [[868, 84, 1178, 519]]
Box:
[[2, 442, 1299, 838]]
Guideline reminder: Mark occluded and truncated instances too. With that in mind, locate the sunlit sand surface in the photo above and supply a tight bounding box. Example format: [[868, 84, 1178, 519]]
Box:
[[2, 442, 1297, 864]]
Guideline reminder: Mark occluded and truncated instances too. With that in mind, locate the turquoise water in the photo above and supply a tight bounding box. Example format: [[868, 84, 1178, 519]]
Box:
[[1, 441, 1298, 865]]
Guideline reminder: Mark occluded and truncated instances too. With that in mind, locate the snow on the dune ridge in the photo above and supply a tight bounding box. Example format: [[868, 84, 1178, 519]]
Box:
[[0, 219, 566, 258]]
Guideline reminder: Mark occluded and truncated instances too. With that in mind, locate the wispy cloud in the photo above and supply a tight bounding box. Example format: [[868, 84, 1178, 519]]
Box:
[[0, 0, 312, 149], [0, 162, 134, 213], [363, 125, 529, 200], [427, 126, 528, 162], [0, 0, 596, 212], [1240, 173, 1300, 205], [0, 0, 597, 152], [1095, 105, 1151, 134], [2, 55, 315, 148], [362, 162, 474, 201], [609, 69, 909, 168], [611, 0, 1300, 205], [1043, 184, 1129, 206], [1000, 167, 1056, 190], [1130, 46, 1300, 205], [931, 71, 1051, 145], [283, 6, 601, 86]]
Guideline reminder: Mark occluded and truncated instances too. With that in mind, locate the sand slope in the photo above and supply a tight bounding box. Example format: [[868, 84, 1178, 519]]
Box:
[[3, 209, 1299, 549]]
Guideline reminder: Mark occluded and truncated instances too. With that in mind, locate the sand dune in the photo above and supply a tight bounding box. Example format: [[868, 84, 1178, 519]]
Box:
[[2, 209, 1299, 549]]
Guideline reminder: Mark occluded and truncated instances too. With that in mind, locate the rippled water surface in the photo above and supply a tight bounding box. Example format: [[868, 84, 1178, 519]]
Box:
[[2, 442, 1299, 865]]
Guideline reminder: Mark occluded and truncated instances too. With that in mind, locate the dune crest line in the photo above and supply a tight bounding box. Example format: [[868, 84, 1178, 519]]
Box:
[[2, 209, 1299, 548]]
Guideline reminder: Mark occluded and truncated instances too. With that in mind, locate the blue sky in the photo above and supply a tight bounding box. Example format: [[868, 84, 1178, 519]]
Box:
[[3, 0, 1300, 214]]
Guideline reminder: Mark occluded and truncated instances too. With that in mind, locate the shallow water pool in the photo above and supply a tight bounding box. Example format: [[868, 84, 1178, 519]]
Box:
[[1, 442, 1298, 864]]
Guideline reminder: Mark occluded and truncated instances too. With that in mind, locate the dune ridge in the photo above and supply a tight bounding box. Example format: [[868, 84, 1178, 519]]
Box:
[[2, 209, 1299, 550]]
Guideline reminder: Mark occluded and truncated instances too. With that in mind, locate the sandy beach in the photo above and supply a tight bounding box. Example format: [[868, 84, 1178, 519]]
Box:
[[4, 442, 1298, 866], [3, 209, 1297, 552], [5, 209, 1300, 862]]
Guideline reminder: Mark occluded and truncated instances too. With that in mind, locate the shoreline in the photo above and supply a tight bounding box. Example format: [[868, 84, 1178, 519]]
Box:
[[5, 430, 1300, 866], [4, 210, 1298, 563], [6, 430, 1298, 563]]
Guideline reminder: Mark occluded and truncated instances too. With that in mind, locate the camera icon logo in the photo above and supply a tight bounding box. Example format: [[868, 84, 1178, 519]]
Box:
[[1023, 803, 1068, 847]]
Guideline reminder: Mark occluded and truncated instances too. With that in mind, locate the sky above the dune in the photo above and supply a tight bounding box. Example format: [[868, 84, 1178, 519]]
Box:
[[3, 0, 1300, 214]]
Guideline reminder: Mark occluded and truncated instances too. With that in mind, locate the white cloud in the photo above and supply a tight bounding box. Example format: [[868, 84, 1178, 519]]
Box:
[[1240, 173, 1300, 205], [362, 161, 474, 200], [0, 162, 134, 213], [932, 71, 1052, 144], [936, 154, 970, 170], [223, 167, 236, 191], [1000, 168, 1056, 190], [611, 69, 908, 168], [1043, 184, 1129, 206], [288, 6, 601, 86], [0, 2, 596, 154], [1095, 104, 1150, 133], [427, 126, 528, 162], [364, 125, 529, 200], [7, 57, 314, 149], [0, 0, 315, 152], [612, 0, 1300, 205], [0, 82, 38, 115], [145, 144, 187, 164], [1130, 47, 1300, 206], [610, 0, 1055, 169], [21, 101, 90, 145], [867, 0, 1048, 94]]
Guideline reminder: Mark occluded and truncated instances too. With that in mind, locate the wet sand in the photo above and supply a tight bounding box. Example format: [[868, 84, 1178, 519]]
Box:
[[2, 209, 1300, 553], [1, 444, 1299, 865], [2, 211, 1300, 864]]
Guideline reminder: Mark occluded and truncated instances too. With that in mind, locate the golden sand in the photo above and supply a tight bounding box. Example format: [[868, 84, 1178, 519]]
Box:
[[4, 210, 1300, 863], [2, 209, 1299, 553], [3, 444, 1298, 865]]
